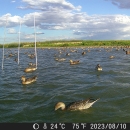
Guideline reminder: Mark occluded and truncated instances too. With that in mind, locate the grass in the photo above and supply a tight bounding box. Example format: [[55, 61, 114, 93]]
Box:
[[0, 40, 130, 48]]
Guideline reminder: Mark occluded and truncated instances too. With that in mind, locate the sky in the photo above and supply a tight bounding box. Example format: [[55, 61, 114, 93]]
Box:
[[1, 0, 130, 43]]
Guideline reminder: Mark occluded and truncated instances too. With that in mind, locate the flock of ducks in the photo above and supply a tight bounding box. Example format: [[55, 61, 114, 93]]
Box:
[[4, 46, 130, 111], [21, 53, 37, 84], [53, 46, 129, 111], [53, 48, 103, 111], [20, 48, 102, 111]]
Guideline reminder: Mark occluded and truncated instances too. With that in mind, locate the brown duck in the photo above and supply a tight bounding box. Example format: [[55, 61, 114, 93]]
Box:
[[24, 67, 37, 73], [55, 98, 99, 111], [21, 76, 37, 85], [69, 60, 80, 65]]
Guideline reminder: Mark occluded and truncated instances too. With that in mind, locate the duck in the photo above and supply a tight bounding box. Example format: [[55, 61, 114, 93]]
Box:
[[95, 64, 102, 71], [28, 62, 36, 66], [109, 55, 115, 59], [28, 54, 35, 59], [24, 67, 37, 73], [69, 60, 80, 65], [82, 51, 86, 55], [126, 51, 130, 55], [21, 76, 37, 85], [55, 58, 66, 61], [8, 53, 14, 57], [14, 58, 18, 62], [66, 53, 70, 56], [55, 98, 99, 111]]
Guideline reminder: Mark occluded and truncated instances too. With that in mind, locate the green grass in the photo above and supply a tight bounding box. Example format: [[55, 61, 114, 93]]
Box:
[[0, 40, 130, 48]]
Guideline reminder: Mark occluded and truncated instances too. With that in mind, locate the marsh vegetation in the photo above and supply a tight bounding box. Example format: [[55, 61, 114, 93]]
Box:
[[0, 40, 130, 48]]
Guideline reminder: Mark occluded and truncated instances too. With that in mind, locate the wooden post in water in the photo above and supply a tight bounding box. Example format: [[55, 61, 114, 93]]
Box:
[[2, 17, 8, 70], [34, 13, 37, 69], [18, 21, 21, 65]]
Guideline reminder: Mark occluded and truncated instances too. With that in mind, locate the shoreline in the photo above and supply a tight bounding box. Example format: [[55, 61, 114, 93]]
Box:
[[0, 45, 130, 49], [0, 40, 130, 49]]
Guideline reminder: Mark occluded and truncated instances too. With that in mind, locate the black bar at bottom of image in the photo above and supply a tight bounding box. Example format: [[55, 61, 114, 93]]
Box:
[[0, 123, 129, 130]]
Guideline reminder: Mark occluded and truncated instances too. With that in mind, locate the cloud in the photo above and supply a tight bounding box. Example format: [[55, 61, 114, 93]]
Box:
[[71, 14, 130, 40], [3, 11, 130, 40], [7, 28, 17, 34], [23, 11, 130, 40], [23, 34, 34, 40], [0, 13, 21, 28], [19, 0, 81, 11], [1, 0, 130, 42], [11, 0, 16, 3], [19, 33, 45, 41], [105, 0, 130, 9], [36, 32, 44, 35], [18, 0, 130, 40]]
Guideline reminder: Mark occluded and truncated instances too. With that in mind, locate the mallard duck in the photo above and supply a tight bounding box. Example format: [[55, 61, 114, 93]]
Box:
[[21, 76, 37, 85], [70, 60, 80, 65], [55, 98, 99, 111], [24, 67, 37, 72], [95, 64, 102, 71]]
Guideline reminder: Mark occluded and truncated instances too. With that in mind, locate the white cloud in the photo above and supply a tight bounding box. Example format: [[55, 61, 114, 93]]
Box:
[[36, 32, 44, 35], [19, 0, 81, 11], [24, 34, 34, 40], [1, 0, 130, 42], [11, 0, 130, 40], [8, 28, 17, 34], [71, 14, 130, 40], [11, 0, 16, 3], [4, 11, 130, 40], [0, 13, 21, 28]]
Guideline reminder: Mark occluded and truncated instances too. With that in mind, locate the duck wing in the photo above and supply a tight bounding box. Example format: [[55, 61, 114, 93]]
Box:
[[66, 100, 87, 110], [74, 60, 79, 63], [66, 98, 99, 111], [26, 76, 37, 82]]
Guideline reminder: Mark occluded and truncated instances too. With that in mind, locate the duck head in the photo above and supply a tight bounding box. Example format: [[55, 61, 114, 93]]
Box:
[[55, 102, 66, 111]]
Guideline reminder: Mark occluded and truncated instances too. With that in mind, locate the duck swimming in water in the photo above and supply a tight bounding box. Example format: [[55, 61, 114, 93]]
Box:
[[21, 76, 37, 85], [55, 98, 99, 111], [109, 55, 115, 59], [69, 60, 80, 65], [55, 58, 66, 61], [28, 62, 36, 66], [24, 67, 37, 73], [82, 51, 86, 55], [95, 64, 102, 71]]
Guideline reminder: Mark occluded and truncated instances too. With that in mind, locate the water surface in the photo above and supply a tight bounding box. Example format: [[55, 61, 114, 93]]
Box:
[[0, 47, 130, 123]]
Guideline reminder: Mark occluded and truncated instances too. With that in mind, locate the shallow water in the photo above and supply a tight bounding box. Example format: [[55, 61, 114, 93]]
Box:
[[0, 47, 130, 123]]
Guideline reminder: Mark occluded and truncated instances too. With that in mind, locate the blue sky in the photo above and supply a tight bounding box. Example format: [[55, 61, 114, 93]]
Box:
[[1, 0, 130, 43]]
